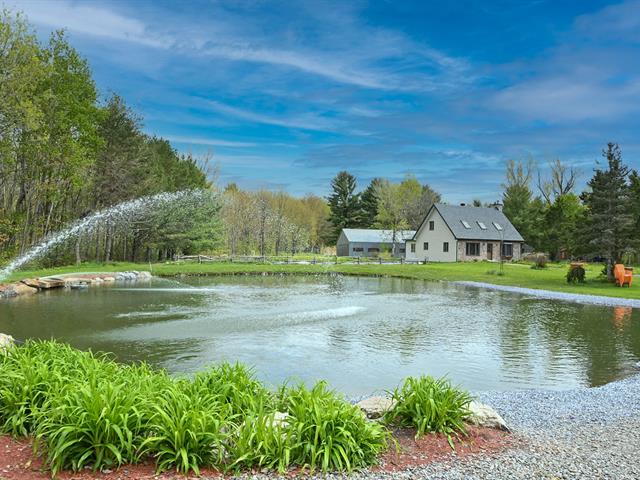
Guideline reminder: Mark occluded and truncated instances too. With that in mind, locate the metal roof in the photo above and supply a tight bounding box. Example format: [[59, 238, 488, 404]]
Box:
[[415, 203, 524, 242], [341, 229, 416, 243]]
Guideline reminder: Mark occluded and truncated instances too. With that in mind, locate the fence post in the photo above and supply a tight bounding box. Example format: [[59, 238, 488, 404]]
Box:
[[335, 255, 338, 265], [198, 255, 202, 264], [401, 257, 404, 265], [379, 257, 382, 265], [357, 256, 360, 264]]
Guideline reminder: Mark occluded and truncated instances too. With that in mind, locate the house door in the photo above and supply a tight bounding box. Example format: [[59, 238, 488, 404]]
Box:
[[487, 243, 493, 260]]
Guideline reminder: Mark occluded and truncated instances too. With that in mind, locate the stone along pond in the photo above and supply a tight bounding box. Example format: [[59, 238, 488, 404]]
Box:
[[1, 274, 639, 396]]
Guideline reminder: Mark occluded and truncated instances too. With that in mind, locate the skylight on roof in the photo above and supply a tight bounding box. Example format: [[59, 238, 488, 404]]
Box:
[[493, 222, 503, 231], [460, 220, 471, 229], [477, 221, 487, 230]]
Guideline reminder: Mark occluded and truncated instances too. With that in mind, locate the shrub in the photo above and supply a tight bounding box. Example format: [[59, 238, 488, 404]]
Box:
[[384, 376, 472, 447], [530, 254, 548, 269], [567, 265, 586, 283]]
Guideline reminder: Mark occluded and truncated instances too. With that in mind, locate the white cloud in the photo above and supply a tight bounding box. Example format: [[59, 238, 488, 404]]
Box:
[[164, 135, 257, 147], [205, 100, 342, 132], [13, 0, 473, 92], [15, 0, 171, 48]]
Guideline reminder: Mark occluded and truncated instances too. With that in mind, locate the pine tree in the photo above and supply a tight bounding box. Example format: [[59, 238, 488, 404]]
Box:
[[360, 178, 383, 227], [327, 171, 362, 243], [581, 143, 633, 279]]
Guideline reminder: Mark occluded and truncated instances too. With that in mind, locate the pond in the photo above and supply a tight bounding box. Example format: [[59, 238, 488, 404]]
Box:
[[1, 275, 639, 396]]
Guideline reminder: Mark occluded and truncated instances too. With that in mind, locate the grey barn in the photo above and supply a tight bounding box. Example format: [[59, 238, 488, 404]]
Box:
[[336, 229, 416, 257]]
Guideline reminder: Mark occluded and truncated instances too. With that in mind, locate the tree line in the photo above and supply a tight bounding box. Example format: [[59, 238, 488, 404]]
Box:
[[501, 142, 640, 278], [0, 11, 217, 265], [326, 172, 441, 243]]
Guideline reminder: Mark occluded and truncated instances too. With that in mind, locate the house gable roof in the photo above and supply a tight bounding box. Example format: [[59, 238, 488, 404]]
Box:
[[341, 229, 416, 243], [413, 203, 524, 242]]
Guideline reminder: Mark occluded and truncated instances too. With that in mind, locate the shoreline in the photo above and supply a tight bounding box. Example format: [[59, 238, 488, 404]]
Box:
[[454, 280, 640, 308], [4, 268, 640, 309]]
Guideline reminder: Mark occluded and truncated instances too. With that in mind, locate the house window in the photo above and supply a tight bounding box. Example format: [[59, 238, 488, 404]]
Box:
[[423, 242, 429, 250], [400, 248, 406, 253], [477, 221, 487, 230], [466, 242, 480, 256], [410, 243, 416, 253], [429, 220, 435, 231], [493, 222, 503, 231], [502, 243, 513, 257], [460, 220, 471, 229], [368, 247, 380, 253], [443, 242, 449, 252], [353, 247, 364, 252]]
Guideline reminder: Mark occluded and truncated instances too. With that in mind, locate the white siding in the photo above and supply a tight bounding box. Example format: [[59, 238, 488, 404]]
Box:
[[407, 208, 457, 262]]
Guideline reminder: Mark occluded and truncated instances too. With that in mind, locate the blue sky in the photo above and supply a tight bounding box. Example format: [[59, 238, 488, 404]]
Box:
[[10, 0, 640, 202]]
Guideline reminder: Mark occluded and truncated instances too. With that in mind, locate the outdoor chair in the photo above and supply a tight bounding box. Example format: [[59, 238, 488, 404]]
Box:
[[614, 264, 633, 287]]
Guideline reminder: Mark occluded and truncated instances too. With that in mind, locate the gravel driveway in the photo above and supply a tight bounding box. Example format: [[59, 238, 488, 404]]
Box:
[[238, 372, 640, 479]]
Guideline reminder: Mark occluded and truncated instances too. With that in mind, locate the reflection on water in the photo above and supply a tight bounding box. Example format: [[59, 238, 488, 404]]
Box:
[[1, 275, 639, 395]]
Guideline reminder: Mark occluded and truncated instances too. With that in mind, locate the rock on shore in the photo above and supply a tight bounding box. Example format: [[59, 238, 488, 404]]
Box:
[[0, 271, 153, 298]]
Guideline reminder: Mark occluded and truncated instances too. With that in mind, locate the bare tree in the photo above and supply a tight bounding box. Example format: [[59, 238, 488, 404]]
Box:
[[537, 159, 580, 204]]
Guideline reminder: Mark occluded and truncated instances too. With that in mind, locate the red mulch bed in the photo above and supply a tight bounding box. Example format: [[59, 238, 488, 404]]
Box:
[[0, 426, 515, 479], [375, 425, 516, 472]]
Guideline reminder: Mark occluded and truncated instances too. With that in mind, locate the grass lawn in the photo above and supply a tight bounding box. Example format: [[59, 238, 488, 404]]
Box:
[[5, 260, 640, 300]]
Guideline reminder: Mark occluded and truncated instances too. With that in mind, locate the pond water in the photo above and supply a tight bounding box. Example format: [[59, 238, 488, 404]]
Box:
[[1, 275, 639, 396]]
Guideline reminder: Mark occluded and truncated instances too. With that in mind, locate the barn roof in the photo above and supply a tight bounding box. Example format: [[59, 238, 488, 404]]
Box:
[[341, 229, 416, 243]]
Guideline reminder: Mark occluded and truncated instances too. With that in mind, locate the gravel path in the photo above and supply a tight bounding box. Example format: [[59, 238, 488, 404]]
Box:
[[237, 373, 640, 479], [454, 280, 640, 308]]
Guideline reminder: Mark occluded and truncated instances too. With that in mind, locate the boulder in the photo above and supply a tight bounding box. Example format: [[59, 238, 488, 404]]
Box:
[[466, 400, 509, 431], [271, 411, 289, 428], [137, 271, 152, 279], [0, 333, 15, 352], [21, 278, 41, 289], [102, 276, 116, 283], [0, 282, 37, 297], [356, 396, 396, 419], [13, 283, 37, 295]]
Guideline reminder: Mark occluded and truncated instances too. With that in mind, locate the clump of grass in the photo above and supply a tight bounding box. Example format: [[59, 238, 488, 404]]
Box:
[[285, 382, 389, 472], [141, 381, 230, 474], [384, 376, 472, 447]]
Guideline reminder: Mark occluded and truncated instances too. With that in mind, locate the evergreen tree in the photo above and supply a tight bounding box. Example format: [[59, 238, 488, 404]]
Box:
[[327, 171, 361, 243], [581, 143, 633, 279], [360, 178, 383, 227]]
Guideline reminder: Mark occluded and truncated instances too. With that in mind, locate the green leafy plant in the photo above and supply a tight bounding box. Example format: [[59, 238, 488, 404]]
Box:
[[140, 382, 230, 474], [0, 341, 393, 475], [384, 376, 472, 447], [285, 382, 389, 472]]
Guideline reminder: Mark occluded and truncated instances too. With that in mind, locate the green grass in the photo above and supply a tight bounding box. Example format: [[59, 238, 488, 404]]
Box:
[[6, 259, 640, 300], [0, 340, 393, 475]]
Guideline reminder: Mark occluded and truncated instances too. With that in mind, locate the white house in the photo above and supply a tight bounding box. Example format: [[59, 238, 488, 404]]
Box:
[[405, 203, 524, 262], [337, 229, 416, 257]]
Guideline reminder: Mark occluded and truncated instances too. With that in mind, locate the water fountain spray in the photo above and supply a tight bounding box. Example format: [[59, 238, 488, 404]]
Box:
[[0, 189, 209, 281]]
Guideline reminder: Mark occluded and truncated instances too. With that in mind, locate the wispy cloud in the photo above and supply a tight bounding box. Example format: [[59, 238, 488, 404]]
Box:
[[204, 100, 343, 132], [15, 0, 171, 48], [164, 135, 257, 147], [15, 0, 473, 92], [489, 0, 640, 124]]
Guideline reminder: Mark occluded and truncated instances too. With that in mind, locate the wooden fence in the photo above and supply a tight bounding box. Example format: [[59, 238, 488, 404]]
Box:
[[172, 254, 420, 265]]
